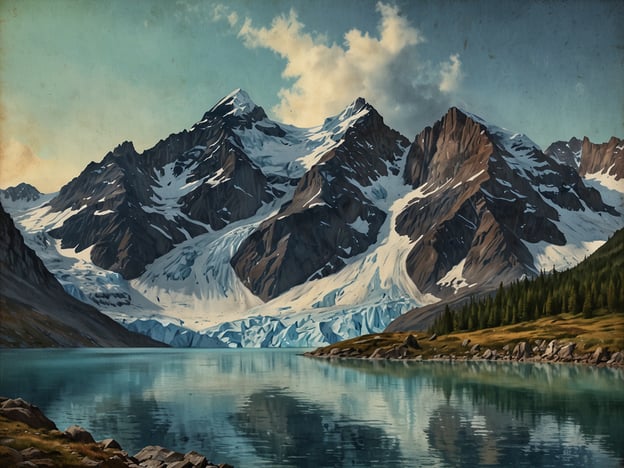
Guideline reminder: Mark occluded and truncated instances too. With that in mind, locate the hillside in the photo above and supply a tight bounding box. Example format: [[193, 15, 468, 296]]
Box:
[[426, 227, 623, 336], [0, 203, 163, 347], [307, 228, 624, 364]]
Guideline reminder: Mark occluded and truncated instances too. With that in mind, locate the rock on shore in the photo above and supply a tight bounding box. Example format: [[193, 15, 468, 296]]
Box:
[[0, 397, 232, 468], [305, 334, 624, 368]]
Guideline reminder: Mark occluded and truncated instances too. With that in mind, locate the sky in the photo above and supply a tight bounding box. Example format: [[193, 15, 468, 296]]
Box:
[[0, 0, 622, 192]]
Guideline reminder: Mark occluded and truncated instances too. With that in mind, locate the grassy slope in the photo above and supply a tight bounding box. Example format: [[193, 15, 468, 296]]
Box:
[[0, 417, 118, 467], [309, 311, 624, 360]]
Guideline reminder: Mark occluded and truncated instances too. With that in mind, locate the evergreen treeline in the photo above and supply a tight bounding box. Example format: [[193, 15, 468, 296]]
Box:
[[429, 228, 624, 336]]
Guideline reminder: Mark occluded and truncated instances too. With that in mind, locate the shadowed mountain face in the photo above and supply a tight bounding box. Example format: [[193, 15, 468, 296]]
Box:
[[0, 183, 42, 203], [46, 92, 279, 279], [546, 136, 624, 180], [395, 107, 617, 296], [4, 89, 622, 347], [231, 100, 409, 300], [0, 202, 162, 347]]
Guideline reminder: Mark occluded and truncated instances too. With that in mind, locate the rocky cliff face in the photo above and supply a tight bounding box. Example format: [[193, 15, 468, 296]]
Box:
[[0, 202, 162, 347], [47, 90, 281, 279], [546, 136, 623, 179], [395, 108, 617, 296], [231, 99, 408, 300], [578, 136, 623, 179], [4, 90, 623, 348]]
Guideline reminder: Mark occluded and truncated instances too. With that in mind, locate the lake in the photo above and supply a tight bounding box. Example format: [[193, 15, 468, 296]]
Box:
[[0, 349, 622, 467]]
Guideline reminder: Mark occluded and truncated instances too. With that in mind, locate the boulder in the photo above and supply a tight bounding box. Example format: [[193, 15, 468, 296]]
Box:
[[429, 333, 437, 341], [0, 398, 57, 430], [169, 461, 194, 468], [0, 446, 23, 466], [64, 425, 95, 444], [590, 347, 607, 364], [101, 438, 123, 450], [19, 447, 45, 460], [25, 460, 55, 468], [404, 335, 421, 349], [462, 339, 471, 347], [512, 342, 532, 360], [557, 342, 576, 361], [607, 351, 623, 364], [470, 343, 481, 353], [482, 349, 495, 360], [184, 451, 209, 467], [80, 456, 100, 467], [543, 340, 560, 358], [134, 445, 185, 464]]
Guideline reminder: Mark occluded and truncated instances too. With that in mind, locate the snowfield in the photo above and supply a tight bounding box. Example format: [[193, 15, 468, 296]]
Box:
[[4, 99, 623, 348]]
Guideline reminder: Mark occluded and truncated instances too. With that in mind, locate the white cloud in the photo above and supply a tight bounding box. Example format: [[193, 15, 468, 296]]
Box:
[[439, 54, 462, 93], [227, 2, 462, 137], [212, 4, 239, 27]]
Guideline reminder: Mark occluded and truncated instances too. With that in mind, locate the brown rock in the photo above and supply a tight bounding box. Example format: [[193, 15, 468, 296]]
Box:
[[19, 447, 45, 460], [104, 455, 135, 468], [543, 340, 560, 358], [184, 451, 209, 467], [101, 438, 123, 450], [27, 459, 56, 468], [0, 446, 23, 465], [169, 461, 194, 468], [607, 351, 623, 364], [0, 398, 57, 430], [404, 335, 421, 349], [64, 425, 96, 443], [512, 341, 532, 360], [140, 460, 165, 468], [590, 347, 606, 364], [429, 333, 437, 341], [470, 343, 481, 353], [81, 456, 100, 467], [134, 445, 184, 464], [462, 338, 471, 347], [557, 342, 576, 361]]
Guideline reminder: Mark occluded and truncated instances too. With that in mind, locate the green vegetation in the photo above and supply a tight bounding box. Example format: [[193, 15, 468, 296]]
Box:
[[429, 228, 624, 336]]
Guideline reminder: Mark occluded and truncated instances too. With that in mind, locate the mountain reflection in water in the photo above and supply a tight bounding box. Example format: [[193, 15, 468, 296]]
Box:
[[0, 349, 622, 467], [231, 389, 402, 466]]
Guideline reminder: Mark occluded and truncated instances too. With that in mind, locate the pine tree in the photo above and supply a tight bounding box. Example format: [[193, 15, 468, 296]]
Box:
[[583, 292, 593, 318], [607, 279, 617, 312]]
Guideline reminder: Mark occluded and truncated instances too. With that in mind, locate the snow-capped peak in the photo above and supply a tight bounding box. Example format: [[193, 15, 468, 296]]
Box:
[[210, 88, 258, 117], [456, 107, 542, 152]]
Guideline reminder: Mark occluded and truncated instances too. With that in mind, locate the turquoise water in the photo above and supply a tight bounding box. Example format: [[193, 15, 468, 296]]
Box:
[[0, 348, 622, 467]]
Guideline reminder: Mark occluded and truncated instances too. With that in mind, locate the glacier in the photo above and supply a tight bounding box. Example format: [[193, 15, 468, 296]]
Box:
[[3, 99, 623, 348]]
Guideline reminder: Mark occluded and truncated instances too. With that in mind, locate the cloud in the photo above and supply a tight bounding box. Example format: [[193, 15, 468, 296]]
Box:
[[212, 4, 238, 27], [0, 138, 78, 193], [228, 2, 462, 137]]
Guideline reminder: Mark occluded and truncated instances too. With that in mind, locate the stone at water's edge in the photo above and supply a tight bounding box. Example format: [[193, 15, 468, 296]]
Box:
[[65, 425, 96, 443], [0, 396, 233, 468], [0, 397, 57, 430]]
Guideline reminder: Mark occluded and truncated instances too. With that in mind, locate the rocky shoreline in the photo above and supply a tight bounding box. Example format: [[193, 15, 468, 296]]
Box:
[[0, 397, 232, 468], [305, 335, 624, 368]]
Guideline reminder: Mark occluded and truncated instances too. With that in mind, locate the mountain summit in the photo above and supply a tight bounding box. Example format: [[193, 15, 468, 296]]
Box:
[[4, 91, 623, 347]]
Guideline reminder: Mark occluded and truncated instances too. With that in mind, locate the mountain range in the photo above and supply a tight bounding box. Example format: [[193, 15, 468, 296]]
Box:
[[2, 89, 622, 347]]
